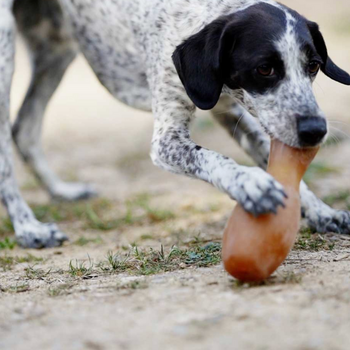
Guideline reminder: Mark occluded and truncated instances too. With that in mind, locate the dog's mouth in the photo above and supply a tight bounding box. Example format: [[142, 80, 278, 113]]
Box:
[[259, 120, 323, 150], [258, 120, 294, 148]]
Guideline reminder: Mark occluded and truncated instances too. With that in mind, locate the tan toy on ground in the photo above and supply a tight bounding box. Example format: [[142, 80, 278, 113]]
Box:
[[222, 139, 319, 282]]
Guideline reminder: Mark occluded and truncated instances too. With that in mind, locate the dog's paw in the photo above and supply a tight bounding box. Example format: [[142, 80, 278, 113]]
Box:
[[303, 202, 350, 234], [50, 182, 98, 202], [332, 210, 350, 234], [232, 167, 287, 216], [15, 221, 68, 249]]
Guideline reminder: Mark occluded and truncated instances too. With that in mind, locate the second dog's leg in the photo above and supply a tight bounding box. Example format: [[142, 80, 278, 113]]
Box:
[[12, 0, 97, 201], [0, 3, 67, 248], [212, 97, 350, 234]]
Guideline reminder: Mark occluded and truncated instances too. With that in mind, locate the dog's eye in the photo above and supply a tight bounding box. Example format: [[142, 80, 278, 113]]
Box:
[[309, 61, 320, 75], [257, 65, 275, 77]]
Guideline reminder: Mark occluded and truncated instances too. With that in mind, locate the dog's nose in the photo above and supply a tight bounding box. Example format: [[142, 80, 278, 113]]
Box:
[[297, 116, 327, 147]]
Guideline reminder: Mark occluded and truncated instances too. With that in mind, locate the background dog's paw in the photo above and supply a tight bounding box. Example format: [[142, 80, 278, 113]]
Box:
[[233, 167, 287, 216], [303, 200, 350, 235], [50, 182, 98, 202], [308, 209, 350, 235], [15, 221, 68, 249]]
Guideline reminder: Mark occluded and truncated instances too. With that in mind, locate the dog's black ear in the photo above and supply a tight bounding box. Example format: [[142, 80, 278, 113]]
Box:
[[308, 21, 350, 85], [172, 17, 237, 110]]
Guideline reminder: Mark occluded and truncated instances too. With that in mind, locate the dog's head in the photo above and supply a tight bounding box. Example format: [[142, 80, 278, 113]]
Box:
[[172, 2, 350, 148]]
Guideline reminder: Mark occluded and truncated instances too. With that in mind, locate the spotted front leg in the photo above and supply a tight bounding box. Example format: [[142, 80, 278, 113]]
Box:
[[150, 96, 287, 216]]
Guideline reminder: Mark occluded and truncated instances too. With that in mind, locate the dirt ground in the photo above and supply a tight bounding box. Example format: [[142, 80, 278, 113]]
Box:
[[1, 1, 350, 349]]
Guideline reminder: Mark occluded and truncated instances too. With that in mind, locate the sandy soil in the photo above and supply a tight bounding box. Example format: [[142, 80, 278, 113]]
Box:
[[1, 1, 350, 349]]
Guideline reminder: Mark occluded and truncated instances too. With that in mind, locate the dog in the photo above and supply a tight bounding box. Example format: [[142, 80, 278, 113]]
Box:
[[0, 0, 348, 248]]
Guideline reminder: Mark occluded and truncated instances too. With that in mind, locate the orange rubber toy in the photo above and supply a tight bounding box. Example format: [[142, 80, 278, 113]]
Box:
[[222, 139, 319, 282]]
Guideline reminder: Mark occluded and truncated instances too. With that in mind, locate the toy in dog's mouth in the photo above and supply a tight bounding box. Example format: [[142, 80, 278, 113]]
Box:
[[222, 138, 319, 282]]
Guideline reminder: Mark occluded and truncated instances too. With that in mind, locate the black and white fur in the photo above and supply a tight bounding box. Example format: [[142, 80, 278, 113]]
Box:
[[0, 0, 349, 248]]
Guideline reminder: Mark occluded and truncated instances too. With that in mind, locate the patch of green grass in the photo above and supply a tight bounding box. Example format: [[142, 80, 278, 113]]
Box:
[[64, 241, 220, 279], [32, 204, 68, 222], [103, 250, 130, 272], [0, 194, 176, 236], [84, 206, 124, 230], [0, 237, 16, 250], [31, 198, 112, 223], [17, 254, 44, 264], [99, 242, 222, 276], [74, 236, 104, 246], [68, 256, 94, 278], [185, 242, 221, 266], [84, 193, 175, 231], [303, 161, 339, 185], [0, 256, 16, 271], [295, 229, 335, 252], [0, 254, 43, 271], [25, 266, 51, 280]]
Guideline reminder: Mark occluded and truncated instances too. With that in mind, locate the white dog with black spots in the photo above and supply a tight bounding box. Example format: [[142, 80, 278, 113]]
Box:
[[0, 0, 349, 248]]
